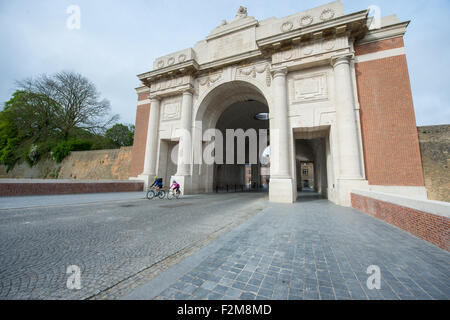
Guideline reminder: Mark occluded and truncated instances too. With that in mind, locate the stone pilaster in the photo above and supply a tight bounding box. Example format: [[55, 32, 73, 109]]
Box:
[[176, 90, 194, 176], [269, 67, 295, 203], [331, 54, 363, 179], [332, 54, 367, 205], [139, 96, 161, 187]]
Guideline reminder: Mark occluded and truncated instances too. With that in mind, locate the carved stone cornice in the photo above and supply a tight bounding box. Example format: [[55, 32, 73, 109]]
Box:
[[356, 21, 409, 46], [148, 74, 195, 99], [257, 9, 369, 52], [135, 85, 150, 94], [138, 60, 199, 86], [272, 36, 350, 67]]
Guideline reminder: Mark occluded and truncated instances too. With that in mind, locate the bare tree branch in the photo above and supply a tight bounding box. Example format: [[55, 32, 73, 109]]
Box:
[[16, 71, 118, 138]]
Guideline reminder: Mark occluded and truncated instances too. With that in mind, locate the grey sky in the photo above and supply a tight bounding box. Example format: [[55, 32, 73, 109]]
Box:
[[0, 0, 449, 126]]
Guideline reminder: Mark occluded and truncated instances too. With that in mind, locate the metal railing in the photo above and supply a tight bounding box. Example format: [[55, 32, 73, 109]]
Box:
[[214, 183, 266, 193]]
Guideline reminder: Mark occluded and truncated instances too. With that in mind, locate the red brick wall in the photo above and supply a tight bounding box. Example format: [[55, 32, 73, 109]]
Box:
[[0, 181, 144, 196], [129, 102, 150, 177], [354, 37, 404, 56], [138, 92, 150, 101], [351, 193, 449, 251], [355, 37, 424, 186]]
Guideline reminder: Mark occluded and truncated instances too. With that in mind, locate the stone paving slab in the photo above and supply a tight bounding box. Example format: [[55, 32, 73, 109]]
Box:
[[0, 193, 266, 299], [123, 198, 450, 300]]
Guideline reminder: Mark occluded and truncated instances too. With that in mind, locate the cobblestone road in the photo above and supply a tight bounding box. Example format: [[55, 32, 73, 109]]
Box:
[[126, 196, 450, 300], [0, 193, 267, 299]]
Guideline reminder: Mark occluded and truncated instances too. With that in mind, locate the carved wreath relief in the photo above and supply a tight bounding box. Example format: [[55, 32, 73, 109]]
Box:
[[279, 7, 334, 33], [199, 73, 222, 88], [320, 9, 335, 21], [237, 64, 272, 87], [300, 15, 313, 26], [156, 54, 189, 69], [281, 21, 293, 32]]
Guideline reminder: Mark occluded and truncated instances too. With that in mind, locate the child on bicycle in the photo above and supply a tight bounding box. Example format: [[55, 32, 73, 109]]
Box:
[[170, 180, 181, 195]]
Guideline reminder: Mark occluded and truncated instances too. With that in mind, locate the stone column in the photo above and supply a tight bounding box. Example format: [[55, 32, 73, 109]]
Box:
[[176, 90, 193, 176], [332, 55, 363, 179], [141, 96, 161, 186], [271, 67, 291, 178], [269, 67, 294, 203]]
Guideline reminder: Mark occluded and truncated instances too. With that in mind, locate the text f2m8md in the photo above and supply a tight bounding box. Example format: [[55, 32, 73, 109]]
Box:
[[222, 304, 271, 315]]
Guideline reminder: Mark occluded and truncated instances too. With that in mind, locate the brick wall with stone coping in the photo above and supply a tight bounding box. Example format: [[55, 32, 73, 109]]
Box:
[[351, 190, 449, 251], [0, 179, 144, 197]]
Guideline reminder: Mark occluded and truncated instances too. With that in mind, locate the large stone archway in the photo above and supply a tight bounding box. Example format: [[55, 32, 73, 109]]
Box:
[[130, 2, 427, 206], [191, 80, 270, 195]]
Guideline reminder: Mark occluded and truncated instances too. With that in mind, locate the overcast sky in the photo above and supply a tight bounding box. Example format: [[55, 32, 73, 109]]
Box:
[[0, 0, 449, 126]]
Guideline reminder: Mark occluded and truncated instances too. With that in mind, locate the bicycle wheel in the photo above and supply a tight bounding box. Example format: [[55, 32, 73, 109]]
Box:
[[146, 190, 155, 200], [158, 190, 166, 199], [167, 191, 174, 200]]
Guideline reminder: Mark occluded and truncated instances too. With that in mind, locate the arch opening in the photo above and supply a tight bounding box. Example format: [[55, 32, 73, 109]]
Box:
[[293, 128, 331, 202], [191, 80, 271, 194], [214, 100, 269, 192]]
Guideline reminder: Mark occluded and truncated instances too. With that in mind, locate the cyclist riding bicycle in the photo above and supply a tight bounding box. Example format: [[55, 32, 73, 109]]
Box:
[[170, 180, 180, 194], [150, 176, 163, 191]]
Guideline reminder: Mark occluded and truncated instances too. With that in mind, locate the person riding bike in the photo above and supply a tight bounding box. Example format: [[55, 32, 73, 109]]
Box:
[[170, 180, 180, 195], [150, 176, 163, 191]]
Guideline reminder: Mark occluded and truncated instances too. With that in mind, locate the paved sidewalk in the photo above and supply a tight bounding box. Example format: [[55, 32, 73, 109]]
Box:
[[123, 198, 450, 300]]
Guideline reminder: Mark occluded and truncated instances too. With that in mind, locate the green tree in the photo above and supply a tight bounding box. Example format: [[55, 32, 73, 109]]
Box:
[[0, 71, 120, 168], [18, 71, 119, 139], [105, 123, 134, 147], [51, 138, 93, 163], [0, 90, 61, 168], [3, 90, 60, 142]]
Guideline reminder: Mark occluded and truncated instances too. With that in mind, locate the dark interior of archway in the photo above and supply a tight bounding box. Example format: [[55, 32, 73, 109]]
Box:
[[295, 138, 328, 199], [213, 100, 269, 192]]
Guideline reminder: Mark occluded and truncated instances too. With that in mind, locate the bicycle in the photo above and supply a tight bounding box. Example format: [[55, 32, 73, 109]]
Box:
[[146, 187, 166, 200], [167, 188, 181, 200]]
